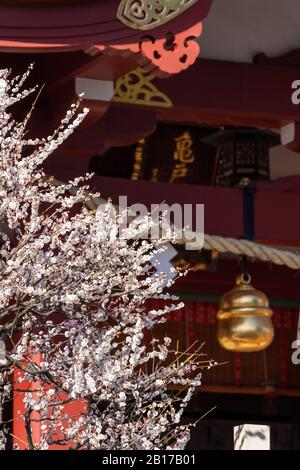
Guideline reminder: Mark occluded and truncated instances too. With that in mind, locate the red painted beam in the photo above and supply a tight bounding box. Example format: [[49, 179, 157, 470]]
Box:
[[46, 174, 243, 239], [156, 59, 300, 128], [255, 177, 300, 246], [50, 175, 300, 248], [91, 176, 244, 239], [256, 189, 300, 246], [7, 52, 300, 155]]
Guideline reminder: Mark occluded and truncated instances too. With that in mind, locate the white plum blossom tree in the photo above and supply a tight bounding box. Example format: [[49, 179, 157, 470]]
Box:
[[0, 67, 214, 450]]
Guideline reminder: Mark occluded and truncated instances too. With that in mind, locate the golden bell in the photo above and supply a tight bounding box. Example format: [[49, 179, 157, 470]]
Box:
[[217, 274, 274, 352]]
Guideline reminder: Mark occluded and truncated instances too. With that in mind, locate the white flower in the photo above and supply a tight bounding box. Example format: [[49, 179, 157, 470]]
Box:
[[0, 66, 212, 451]]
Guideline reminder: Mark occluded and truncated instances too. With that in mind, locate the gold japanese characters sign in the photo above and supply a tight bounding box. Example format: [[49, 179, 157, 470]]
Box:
[[131, 124, 217, 185], [90, 124, 218, 185], [170, 131, 196, 182]]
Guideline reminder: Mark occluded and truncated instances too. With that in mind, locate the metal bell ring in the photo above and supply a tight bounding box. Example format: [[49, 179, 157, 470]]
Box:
[[217, 273, 274, 352]]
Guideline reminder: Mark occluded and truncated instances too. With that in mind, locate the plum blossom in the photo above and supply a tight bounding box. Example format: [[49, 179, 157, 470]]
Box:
[[0, 68, 214, 450]]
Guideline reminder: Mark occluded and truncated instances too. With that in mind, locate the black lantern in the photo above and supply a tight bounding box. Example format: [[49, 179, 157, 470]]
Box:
[[204, 128, 280, 187]]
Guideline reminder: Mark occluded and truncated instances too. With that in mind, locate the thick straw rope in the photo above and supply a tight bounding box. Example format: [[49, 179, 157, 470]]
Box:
[[203, 234, 300, 271]]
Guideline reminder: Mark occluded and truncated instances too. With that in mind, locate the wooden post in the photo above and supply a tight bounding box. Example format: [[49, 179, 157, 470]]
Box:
[[234, 424, 270, 450], [13, 352, 87, 450]]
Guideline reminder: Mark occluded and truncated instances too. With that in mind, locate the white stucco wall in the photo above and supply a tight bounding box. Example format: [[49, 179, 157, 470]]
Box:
[[200, 0, 300, 63]]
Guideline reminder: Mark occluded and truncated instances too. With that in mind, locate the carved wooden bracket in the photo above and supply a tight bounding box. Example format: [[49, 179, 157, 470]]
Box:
[[140, 22, 202, 74], [96, 21, 203, 76]]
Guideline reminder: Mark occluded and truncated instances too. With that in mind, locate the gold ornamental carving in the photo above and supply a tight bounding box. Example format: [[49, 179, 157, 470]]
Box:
[[113, 67, 173, 108], [117, 0, 199, 31]]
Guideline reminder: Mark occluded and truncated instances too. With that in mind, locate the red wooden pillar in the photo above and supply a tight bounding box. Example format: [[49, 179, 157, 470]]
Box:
[[13, 352, 86, 450]]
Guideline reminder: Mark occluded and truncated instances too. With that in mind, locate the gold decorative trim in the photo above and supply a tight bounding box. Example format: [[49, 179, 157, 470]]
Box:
[[117, 0, 199, 31], [113, 68, 173, 108]]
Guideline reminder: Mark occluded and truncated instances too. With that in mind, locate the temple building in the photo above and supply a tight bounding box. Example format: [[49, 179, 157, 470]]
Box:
[[1, 0, 300, 450]]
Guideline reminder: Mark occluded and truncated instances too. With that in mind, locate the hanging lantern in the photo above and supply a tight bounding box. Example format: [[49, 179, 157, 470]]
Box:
[[217, 273, 274, 352], [203, 127, 280, 187]]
